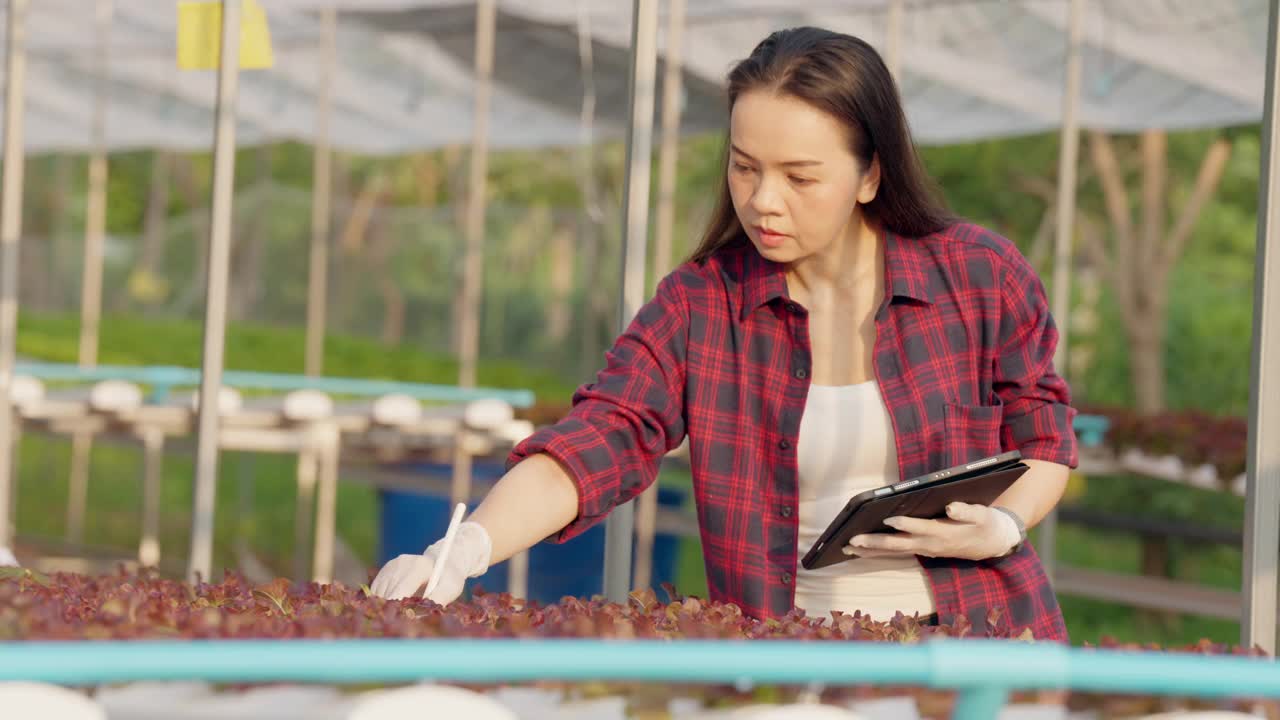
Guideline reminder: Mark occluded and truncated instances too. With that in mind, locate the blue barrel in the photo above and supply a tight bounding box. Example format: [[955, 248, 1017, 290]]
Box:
[[377, 461, 688, 604]]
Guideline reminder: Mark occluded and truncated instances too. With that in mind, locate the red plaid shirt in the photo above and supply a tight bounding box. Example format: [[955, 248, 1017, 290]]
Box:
[[508, 223, 1079, 642]]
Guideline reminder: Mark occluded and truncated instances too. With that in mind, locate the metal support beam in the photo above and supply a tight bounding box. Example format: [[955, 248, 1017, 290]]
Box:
[[634, 0, 687, 594], [449, 0, 497, 531], [311, 424, 340, 584], [884, 0, 903, 81], [139, 428, 164, 567], [1243, 0, 1280, 658], [604, 0, 660, 604], [65, 432, 92, 544], [79, 0, 113, 370], [457, 0, 496, 390], [304, 7, 337, 378], [294, 446, 316, 582], [0, 0, 29, 550], [188, 0, 243, 583], [651, 0, 685, 282], [1040, 0, 1085, 581]]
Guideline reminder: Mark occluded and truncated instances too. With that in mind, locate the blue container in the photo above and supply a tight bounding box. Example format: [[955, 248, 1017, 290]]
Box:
[[378, 461, 688, 605]]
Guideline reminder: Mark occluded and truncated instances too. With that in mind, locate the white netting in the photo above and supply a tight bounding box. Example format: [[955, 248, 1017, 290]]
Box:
[[0, 1, 1268, 154], [18, 170, 667, 381]]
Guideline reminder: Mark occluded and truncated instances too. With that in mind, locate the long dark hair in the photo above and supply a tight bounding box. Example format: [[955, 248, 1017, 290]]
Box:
[[688, 27, 953, 264]]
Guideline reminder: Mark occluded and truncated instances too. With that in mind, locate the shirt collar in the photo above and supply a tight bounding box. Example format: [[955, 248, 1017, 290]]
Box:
[[738, 244, 790, 322], [736, 230, 934, 323]]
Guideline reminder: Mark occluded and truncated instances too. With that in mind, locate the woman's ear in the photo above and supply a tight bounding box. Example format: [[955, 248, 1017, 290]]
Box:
[[857, 153, 881, 204]]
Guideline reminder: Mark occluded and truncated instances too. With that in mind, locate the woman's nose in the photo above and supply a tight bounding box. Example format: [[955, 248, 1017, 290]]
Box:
[[750, 176, 783, 215]]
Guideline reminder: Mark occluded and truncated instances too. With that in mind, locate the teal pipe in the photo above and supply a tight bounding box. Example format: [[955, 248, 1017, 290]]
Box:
[[1073, 414, 1111, 448], [0, 639, 1275, 700], [15, 361, 1111, 434], [12, 362, 196, 385], [953, 688, 1009, 720], [219, 369, 535, 407], [14, 362, 535, 407]]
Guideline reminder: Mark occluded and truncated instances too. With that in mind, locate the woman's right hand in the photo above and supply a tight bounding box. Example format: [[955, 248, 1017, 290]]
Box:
[[369, 521, 493, 603]]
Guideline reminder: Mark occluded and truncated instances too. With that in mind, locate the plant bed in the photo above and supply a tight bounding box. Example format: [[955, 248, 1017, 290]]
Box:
[[1079, 406, 1248, 485], [0, 568, 1274, 719]]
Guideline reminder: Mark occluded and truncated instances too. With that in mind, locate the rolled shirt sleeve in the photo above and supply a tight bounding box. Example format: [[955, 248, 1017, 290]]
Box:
[[994, 251, 1079, 469], [506, 271, 690, 542]]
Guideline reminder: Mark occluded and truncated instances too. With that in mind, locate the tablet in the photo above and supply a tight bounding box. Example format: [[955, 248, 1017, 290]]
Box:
[[799, 450, 1028, 571]]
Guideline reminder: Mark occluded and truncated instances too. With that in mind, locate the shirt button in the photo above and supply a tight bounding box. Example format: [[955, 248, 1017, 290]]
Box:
[[781, 572, 793, 585], [794, 368, 807, 379], [780, 505, 793, 518], [787, 302, 802, 314], [778, 439, 791, 450]]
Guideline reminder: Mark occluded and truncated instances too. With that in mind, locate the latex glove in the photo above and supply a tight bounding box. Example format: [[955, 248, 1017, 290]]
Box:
[[844, 502, 1022, 562], [369, 521, 493, 603]]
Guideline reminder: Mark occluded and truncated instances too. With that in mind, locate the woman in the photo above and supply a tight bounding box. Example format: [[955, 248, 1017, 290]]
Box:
[[372, 26, 1077, 643]]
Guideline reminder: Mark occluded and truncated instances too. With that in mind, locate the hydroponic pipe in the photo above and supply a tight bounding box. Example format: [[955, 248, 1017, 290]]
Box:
[[0, 638, 1276, 700]]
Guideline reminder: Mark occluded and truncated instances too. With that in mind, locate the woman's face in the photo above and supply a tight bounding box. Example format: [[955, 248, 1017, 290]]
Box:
[[727, 90, 880, 264]]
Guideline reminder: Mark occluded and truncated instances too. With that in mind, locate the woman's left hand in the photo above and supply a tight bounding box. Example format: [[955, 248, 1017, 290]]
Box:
[[845, 502, 1022, 562]]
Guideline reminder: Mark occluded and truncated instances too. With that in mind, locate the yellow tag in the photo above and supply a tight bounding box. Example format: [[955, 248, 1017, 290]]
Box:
[[177, 0, 274, 70]]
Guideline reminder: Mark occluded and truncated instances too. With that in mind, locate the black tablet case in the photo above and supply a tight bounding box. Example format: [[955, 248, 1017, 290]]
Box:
[[800, 462, 1029, 571]]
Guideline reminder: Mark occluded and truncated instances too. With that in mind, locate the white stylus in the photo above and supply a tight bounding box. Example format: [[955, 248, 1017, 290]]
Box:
[[423, 502, 467, 598]]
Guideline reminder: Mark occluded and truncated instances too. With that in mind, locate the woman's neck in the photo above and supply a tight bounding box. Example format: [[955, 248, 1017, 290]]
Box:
[[786, 218, 884, 305]]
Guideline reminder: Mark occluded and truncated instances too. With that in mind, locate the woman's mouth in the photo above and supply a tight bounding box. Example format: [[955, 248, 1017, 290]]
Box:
[[755, 226, 788, 248]]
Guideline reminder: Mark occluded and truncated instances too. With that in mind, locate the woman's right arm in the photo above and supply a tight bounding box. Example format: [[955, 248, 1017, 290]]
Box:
[[466, 453, 579, 564], [371, 268, 692, 600], [368, 452, 579, 600]]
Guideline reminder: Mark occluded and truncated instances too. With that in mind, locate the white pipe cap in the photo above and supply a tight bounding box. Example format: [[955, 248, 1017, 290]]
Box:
[[89, 380, 143, 413], [12, 375, 44, 409], [370, 393, 422, 426], [189, 387, 243, 416], [463, 398, 514, 429], [282, 389, 334, 421]]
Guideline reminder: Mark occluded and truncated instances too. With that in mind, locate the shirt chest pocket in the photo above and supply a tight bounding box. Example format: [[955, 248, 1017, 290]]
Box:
[[940, 402, 1005, 468]]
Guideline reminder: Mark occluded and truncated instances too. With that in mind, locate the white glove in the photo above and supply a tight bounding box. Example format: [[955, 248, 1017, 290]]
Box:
[[845, 502, 1024, 562], [369, 521, 493, 603], [0, 547, 17, 567]]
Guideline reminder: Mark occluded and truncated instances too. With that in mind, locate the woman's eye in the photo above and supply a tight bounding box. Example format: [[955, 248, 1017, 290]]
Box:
[[789, 176, 814, 186], [731, 162, 754, 173]]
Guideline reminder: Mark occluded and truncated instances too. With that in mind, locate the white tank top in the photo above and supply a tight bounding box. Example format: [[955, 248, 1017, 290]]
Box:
[[793, 382, 936, 622]]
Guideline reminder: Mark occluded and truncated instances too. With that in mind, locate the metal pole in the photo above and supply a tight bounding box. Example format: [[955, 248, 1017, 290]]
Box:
[[634, 0, 686, 593], [885, 0, 903, 81], [71, 3, 118, 533], [79, 0, 112, 369], [65, 433, 91, 544], [188, 0, 243, 583], [457, 0, 495, 391], [450, 0, 496, 528], [603, 0, 660, 604], [311, 424, 339, 583], [304, 7, 336, 378], [294, 446, 317, 582], [1039, 0, 1084, 582], [139, 428, 163, 567], [7, 418, 19, 540], [651, 0, 684, 282], [1243, 0, 1280, 657], [0, 0, 28, 550]]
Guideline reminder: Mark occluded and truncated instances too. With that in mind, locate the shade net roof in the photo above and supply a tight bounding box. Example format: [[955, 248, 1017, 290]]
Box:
[[0, 0, 1268, 154]]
